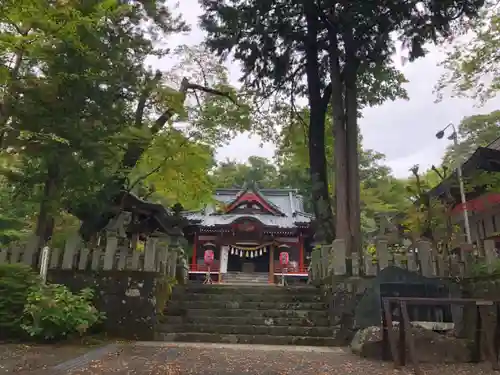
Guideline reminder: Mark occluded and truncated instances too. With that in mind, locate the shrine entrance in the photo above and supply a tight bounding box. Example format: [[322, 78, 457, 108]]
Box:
[[184, 186, 314, 283], [227, 245, 270, 273]]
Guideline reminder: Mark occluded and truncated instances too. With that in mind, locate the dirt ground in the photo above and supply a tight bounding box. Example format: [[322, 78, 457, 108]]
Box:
[[1, 342, 497, 375], [37, 343, 500, 375], [0, 343, 95, 374]]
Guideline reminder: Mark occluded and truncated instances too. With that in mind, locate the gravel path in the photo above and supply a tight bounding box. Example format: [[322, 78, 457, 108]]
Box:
[[55, 342, 495, 375]]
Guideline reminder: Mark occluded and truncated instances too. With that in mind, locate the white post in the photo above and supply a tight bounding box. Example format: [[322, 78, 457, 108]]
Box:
[[39, 246, 50, 284]]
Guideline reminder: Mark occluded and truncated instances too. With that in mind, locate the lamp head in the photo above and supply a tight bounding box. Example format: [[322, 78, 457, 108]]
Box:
[[435, 130, 445, 139]]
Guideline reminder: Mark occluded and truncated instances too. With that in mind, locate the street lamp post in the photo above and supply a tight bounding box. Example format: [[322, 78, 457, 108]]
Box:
[[436, 123, 472, 244]]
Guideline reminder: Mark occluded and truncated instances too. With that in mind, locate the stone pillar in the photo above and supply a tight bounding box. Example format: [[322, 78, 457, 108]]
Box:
[[103, 230, 118, 270], [62, 233, 83, 269], [155, 234, 170, 274], [102, 212, 131, 271], [144, 236, 158, 271], [168, 234, 183, 278], [22, 235, 40, 266], [416, 240, 433, 277], [375, 236, 390, 271], [484, 239, 497, 273]]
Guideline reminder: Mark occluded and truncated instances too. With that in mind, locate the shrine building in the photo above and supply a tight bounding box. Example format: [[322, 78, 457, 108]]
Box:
[[183, 186, 314, 283]]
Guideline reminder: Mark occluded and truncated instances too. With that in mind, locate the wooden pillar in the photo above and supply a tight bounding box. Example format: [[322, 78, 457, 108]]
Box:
[[299, 233, 304, 272], [191, 233, 198, 271], [269, 244, 275, 284]]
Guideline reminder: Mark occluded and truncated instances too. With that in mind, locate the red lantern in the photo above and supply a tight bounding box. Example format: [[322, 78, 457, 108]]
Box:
[[279, 252, 289, 266], [204, 249, 214, 265]]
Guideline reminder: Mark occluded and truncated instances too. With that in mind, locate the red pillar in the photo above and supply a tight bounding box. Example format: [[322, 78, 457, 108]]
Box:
[[191, 233, 198, 271], [299, 233, 304, 272]]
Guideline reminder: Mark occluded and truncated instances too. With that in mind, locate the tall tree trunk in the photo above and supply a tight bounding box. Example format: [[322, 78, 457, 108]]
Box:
[[344, 65, 361, 257], [327, 26, 352, 251], [304, 2, 335, 243], [35, 163, 59, 250]]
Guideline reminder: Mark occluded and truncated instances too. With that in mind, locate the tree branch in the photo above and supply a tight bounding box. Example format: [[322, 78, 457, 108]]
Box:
[[134, 71, 162, 128], [185, 82, 239, 106], [124, 77, 239, 171]]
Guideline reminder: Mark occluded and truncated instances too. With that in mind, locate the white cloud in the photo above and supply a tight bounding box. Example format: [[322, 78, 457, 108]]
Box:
[[159, 0, 500, 178]]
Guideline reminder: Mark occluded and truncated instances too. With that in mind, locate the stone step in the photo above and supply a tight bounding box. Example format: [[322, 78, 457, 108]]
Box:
[[173, 285, 320, 296], [164, 308, 329, 320], [155, 332, 338, 346], [224, 276, 268, 280], [170, 300, 326, 310], [158, 323, 335, 337], [160, 315, 331, 327], [218, 282, 270, 286], [174, 292, 322, 303]]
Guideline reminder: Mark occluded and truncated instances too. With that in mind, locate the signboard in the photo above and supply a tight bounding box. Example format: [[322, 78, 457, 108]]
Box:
[[204, 249, 214, 265]]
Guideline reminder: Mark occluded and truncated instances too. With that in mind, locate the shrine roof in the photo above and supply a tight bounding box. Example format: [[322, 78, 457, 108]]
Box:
[[428, 146, 500, 200], [183, 212, 312, 228], [182, 187, 313, 229], [214, 187, 306, 217]]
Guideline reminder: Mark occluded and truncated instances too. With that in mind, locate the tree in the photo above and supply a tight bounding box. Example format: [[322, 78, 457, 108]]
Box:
[[199, 0, 407, 244], [400, 165, 463, 252], [275, 104, 409, 241], [0, 0, 171, 248], [0, 1, 256, 245], [437, 0, 500, 104], [211, 156, 280, 189], [315, 0, 485, 256], [443, 110, 500, 166], [72, 40, 259, 240], [129, 128, 216, 211]]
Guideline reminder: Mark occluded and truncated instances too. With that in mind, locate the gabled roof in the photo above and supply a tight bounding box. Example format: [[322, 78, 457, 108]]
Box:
[[182, 187, 314, 229], [224, 186, 285, 216]]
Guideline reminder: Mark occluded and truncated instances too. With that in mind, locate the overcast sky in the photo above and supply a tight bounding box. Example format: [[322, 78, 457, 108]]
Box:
[[157, 0, 500, 179]]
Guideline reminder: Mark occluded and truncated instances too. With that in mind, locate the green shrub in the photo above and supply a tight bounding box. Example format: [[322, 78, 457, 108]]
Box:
[[22, 284, 105, 341], [470, 259, 500, 277], [0, 263, 40, 338], [156, 275, 177, 314]]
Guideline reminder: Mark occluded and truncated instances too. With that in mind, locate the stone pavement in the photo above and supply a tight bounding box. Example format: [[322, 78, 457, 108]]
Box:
[[45, 342, 494, 375]]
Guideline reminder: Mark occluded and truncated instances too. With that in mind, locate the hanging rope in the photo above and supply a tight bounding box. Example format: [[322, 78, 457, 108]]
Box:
[[230, 242, 274, 252]]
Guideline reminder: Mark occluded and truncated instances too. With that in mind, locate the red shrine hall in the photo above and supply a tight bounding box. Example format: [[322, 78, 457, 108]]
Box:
[[183, 187, 314, 284]]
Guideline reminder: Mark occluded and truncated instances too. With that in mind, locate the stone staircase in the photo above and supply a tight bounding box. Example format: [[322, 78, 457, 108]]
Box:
[[222, 272, 269, 284], [157, 284, 338, 346]]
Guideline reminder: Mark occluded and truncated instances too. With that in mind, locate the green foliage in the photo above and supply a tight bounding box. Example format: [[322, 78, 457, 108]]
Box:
[[199, 0, 484, 248], [130, 128, 216, 211], [210, 156, 281, 189], [155, 275, 177, 314], [442, 110, 500, 167], [0, 176, 37, 244], [1, 0, 257, 241], [0, 263, 40, 337], [274, 105, 410, 236], [21, 284, 104, 341], [437, 1, 500, 104], [470, 259, 500, 277]]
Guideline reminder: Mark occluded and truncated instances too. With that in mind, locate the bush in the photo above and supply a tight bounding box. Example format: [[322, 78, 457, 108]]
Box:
[[22, 284, 105, 341], [0, 263, 40, 338]]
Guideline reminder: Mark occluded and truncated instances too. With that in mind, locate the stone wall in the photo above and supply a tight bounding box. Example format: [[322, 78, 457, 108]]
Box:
[[47, 270, 159, 340], [458, 276, 500, 342], [321, 278, 368, 345]]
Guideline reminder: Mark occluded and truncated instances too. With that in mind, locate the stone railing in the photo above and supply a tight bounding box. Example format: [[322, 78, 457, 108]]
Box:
[[0, 231, 186, 281], [309, 237, 494, 283]]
